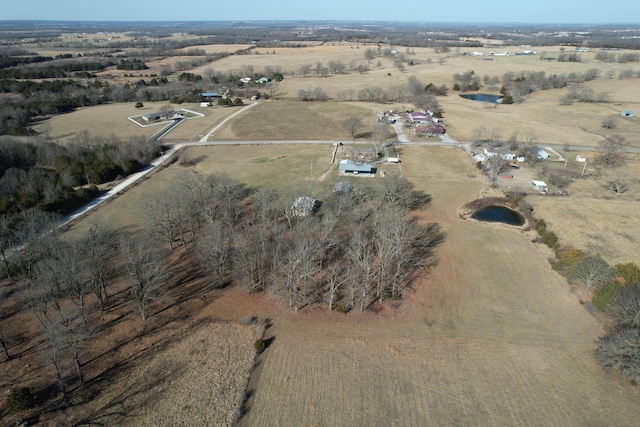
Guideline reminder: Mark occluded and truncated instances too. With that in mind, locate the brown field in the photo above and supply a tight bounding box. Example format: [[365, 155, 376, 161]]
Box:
[[195, 44, 640, 147], [31, 102, 241, 143], [213, 100, 378, 141], [59, 145, 640, 426], [12, 41, 640, 426], [62, 320, 262, 427], [233, 146, 640, 426]]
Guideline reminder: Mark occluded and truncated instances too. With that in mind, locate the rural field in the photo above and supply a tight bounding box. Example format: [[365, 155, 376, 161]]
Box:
[[60, 145, 640, 426], [232, 146, 640, 426], [6, 29, 640, 425]]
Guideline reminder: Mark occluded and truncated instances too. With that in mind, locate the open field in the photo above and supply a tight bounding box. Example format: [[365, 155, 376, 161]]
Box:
[[213, 100, 378, 141], [197, 43, 640, 146], [59, 145, 640, 426], [63, 144, 336, 238], [30, 102, 242, 143], [62, 320, 262, 426], [232, 146, 640, 426], [7, 34, 640, 425]]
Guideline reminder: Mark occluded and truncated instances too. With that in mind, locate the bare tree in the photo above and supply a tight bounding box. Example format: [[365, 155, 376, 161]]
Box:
[[299, 64, 311, 77], [607, 282, 640, 328], [597, 134, 626, 167], [470, 125, 487, 145], [0, 286, 10, 360], [343, 116, 363, 141], [378, 176, 431, 210], [83, 223, 115, 310], [595, 328, 640, 384], [602, 116, 618, 129], [570, 255, 615, 291], [607, 175, 629, 195], [196, 221, 233, 288], [119, 235, 170, 321]]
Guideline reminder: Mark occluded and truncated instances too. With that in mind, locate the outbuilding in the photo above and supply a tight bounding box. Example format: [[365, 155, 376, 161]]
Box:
[[291, 197, 320, 217], [339, 159, 374, 175], [531, 180, 549, 193]]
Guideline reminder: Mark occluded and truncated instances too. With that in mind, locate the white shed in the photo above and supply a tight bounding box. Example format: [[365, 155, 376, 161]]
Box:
[[532, 180, 549, 193]]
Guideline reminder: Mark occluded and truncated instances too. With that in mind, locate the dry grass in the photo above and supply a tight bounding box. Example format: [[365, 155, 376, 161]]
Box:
[[525, 154, 640, 265], [66, 320, 261, 427], [31, 102, 241, 143], [234, 146, 640, 426], [59, 145, 640, 426], [213, 100, 377, 141], [63, 144, 335, 238]]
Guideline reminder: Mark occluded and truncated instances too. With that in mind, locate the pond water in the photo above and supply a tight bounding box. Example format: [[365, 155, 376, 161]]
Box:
[[472, 205, 525, 226], [459, 93, 503, 104]]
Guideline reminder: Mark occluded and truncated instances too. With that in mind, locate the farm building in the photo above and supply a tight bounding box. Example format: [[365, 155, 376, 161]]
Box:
[[292, 197, 320, 217], [472, 153, 487, 163], [142, 112, 162, 122], [531, 180, 549, 193], [408, 112, 430, 123], [415, 125, 445, 135], [339, 159, 374, 175], [536, 148, 549, 160], [620, 110, 634, 117], [484, 147, 515, 160]]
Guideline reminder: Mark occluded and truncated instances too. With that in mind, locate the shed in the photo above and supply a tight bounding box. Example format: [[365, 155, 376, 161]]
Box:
[[531, 180, 549, 193], [535, 148, 549, 160], [339, 159, 374, 175], [620, 110, 634, 117], [387, 157, 400, 163]]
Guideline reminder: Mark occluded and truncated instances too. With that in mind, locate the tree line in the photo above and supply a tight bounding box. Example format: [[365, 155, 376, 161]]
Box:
[[0, 132, 161, 217], [525, 215, 640, 385]]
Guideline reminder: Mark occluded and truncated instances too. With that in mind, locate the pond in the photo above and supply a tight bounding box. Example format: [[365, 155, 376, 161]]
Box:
[[459, 93, 503, 104], [472, 205, 525, 226]]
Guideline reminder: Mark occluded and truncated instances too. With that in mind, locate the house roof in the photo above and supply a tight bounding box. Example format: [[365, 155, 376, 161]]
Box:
[[339, 159, 372, 173], [532, 180, 548, 187], [201, 92, 218, 97]]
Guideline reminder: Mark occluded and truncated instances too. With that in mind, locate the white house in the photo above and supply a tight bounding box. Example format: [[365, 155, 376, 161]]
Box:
[[531, 180, 549, 193], [484, 147, 515, 160], [575, 155, 587, 162]]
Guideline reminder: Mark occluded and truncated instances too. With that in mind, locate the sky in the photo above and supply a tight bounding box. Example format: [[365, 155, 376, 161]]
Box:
[[2, 0, 638, 24]]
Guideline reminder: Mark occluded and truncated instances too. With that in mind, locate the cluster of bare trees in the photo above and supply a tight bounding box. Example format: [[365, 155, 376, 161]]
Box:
[[137, 170, 443, 313], [0, 166, 445, 401], [0, 209, 175, 397]]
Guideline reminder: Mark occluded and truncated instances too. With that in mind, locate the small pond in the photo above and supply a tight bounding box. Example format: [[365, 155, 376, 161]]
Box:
[[472, 205, 525, 226], [459, 93, 503, 104]]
